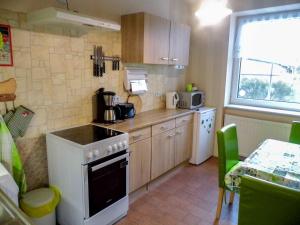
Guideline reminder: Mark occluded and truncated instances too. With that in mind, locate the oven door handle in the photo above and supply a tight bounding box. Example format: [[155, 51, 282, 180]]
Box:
[[91, 153, 129, 172]]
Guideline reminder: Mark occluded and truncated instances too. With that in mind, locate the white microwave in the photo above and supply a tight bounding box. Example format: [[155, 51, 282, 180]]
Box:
[[178, 91, 205, 109]]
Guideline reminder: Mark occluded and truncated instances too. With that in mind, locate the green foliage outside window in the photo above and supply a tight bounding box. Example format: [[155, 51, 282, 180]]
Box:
[[239, 78, 293, 101], [271, 81, 294, 101], [238, 78, 268, 99]]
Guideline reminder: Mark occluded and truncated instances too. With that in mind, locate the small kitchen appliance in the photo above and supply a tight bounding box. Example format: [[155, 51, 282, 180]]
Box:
[[103, 91, 117, 123], [166, 92, 179, 109], [115, 103, 135, 120], [46, 124, 129, 225], [178, 91, 205, 109], [93, 88, 117, 123]]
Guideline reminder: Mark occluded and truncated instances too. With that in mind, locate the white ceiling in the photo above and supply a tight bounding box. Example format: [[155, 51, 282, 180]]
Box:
[[0, 0, 195, 23]]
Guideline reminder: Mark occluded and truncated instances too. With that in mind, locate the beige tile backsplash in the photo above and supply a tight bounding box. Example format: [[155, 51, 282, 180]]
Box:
[[0, 9, 187, 190]]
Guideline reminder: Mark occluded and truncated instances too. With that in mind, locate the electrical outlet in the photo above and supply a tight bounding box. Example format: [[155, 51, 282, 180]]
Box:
[[154, 92, 162, 97], [114, 95, 123, 104]]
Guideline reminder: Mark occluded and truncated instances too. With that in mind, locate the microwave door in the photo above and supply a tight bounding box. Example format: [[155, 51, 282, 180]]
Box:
[[192, 94, 202, 107]]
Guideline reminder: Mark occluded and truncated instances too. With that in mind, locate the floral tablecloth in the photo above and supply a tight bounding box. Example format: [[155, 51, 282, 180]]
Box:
[[225, 139, 300, 192]]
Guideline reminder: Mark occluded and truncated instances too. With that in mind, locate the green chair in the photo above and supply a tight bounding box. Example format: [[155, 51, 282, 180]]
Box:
[[238, 175, 300, 225], [289, 121, 300, 144], [215, 124, 240, 220]]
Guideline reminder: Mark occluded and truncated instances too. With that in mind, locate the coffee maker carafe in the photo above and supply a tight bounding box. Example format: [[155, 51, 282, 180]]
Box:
[[103, 91, 117, 123], [92, 88, 117, 123]]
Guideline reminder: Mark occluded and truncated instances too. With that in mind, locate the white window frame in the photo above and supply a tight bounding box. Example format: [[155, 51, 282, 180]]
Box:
[[225, 3, 300, 113]]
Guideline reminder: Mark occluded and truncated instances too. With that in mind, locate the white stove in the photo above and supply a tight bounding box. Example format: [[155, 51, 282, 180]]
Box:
[[46, 124, 129, 225]]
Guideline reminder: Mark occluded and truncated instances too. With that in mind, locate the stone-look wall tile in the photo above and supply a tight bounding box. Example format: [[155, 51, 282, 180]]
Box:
[[32, 67, 49, 80], [71, 37, 84, 53], [12, 29, 30, 48], [49, 54, 66, 73], [31, 46, 49, 62], [13, 50, 31, 69], [15, 68, 27, 78], [31, 32, 54, 47], [17, 136, 48, 191]]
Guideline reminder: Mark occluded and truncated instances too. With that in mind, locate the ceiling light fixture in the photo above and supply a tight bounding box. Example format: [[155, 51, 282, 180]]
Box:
[[195, 0, 232, 26]]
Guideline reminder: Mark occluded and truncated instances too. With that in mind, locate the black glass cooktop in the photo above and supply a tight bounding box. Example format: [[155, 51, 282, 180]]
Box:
[[52, 125, 123, 145]]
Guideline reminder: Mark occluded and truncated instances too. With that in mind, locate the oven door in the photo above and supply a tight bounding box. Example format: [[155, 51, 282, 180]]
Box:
[[84, 151, 129, 218]]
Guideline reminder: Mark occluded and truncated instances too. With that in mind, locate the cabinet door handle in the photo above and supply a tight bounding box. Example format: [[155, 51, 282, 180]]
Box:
[[132, 134, 142, 139], [171, 58, 179, 61], [168, 134, 175, 138], [160, 126, 168, 130], [176, 131, 182, 135], [160, 57, 169, 61]]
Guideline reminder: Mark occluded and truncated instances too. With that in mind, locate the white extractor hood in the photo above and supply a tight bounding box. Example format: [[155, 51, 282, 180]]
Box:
[[27, 7, 120, 31]]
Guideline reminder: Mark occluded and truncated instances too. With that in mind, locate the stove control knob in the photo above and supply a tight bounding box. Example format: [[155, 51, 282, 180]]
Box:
[[112, 144, 118, 152], [123, 141, 128, 148], [87, 152, 94, 160], [106, 146, 113, 155], [118, 142, 123, 149], [94, 150, 100, 157]]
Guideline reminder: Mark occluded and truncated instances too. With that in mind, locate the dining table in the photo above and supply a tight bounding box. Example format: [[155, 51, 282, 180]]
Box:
[[225, 139, 300, 192]]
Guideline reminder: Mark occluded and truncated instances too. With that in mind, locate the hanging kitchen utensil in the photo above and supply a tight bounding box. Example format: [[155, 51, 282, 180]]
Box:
[[3, 100, 16, 124], [112, 57, 116, 71], [93, 45, 98, 76], [97, 46, 102, 77], [102, 59, 106, 74], [0, 78, 17, 95], [90, 46, 120, 76], [6, 105, 35, 139], [0, 78, 17, 103]]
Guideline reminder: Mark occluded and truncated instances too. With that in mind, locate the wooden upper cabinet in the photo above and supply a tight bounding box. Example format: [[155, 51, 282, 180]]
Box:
[[169, 22, 191, 66], [121, 13, 145, 64], [144, 13, 170, 65], [121, 12, 191, 66]]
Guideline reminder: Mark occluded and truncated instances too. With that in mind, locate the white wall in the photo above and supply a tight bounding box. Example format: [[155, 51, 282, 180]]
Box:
[[187, 0, 300, 155]]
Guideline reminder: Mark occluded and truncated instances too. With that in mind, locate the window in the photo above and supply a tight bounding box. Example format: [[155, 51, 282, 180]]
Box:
[[227, 4, 300, 112]]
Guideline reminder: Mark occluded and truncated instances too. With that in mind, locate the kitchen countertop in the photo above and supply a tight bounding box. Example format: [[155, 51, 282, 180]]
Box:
[[95, 108, 194, 132]]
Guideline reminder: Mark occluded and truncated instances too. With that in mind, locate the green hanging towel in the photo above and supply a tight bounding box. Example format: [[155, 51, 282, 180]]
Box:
[[0, 115, 27, 195]]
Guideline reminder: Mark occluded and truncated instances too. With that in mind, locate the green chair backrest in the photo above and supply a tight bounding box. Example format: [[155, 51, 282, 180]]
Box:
[[238, 175, 300, 225], [217, 124, 239, 188], [289, 121, 300, 144]]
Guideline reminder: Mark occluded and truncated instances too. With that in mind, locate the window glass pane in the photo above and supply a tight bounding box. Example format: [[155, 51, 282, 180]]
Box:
[[270, 77, 294, 102], [232, 10, 300, 110], [240, 59, 272, 75], [238, 75, 269, 100]]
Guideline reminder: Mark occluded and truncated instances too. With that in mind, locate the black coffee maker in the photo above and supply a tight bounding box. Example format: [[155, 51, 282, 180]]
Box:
[[92, 88, 117, 123]]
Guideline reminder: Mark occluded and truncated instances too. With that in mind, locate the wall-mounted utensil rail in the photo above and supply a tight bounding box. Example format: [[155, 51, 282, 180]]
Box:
[[90, 45, 120, 77]]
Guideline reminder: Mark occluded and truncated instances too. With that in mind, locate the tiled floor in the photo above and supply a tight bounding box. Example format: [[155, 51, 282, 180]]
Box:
[[117, 158, 239, 225]]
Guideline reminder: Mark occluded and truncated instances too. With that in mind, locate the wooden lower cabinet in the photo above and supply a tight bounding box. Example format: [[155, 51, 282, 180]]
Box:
[[175, 123, 193, 165], [129, 138, 151, 192], [128, 115, 194, 193], [151, 129, 175, 180]]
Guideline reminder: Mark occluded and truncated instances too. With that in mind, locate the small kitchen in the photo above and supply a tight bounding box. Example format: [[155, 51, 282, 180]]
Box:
[[3, 0, 300, 225], [0, 0, 218, 225]]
